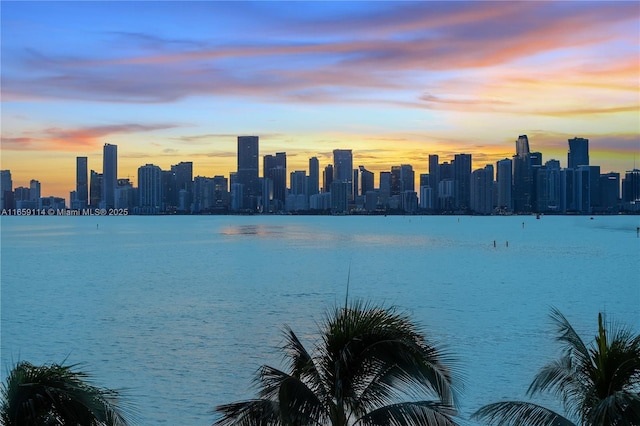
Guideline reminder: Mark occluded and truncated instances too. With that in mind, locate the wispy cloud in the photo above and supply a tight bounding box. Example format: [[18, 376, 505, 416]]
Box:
[[1, 123, 181, 151]]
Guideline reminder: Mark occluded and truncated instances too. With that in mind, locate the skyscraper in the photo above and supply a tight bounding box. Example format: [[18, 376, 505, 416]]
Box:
[[1, 170, 12, 210], [428, 155, 440, 212], [513, 135, 533, 213], [264, 152, 286, 209], [470, 166, 493, 214], [323, 164, 333, 192], [308, 157, 319, 197], [30, 179, 41, 209], [453, 154, 472, 211], [76, 157, 88, 209], [138, 164, 163, 212], [90, 170, 102, 208], [237, 136, 259, 210], [496, 158, 512, 211], [333, 149, 353, 199], [568, 137, 589, 169], [102, 143, 117, 209]]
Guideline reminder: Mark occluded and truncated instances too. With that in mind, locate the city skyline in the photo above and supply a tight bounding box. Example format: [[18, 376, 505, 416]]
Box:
[[2, 1, 639, 197]]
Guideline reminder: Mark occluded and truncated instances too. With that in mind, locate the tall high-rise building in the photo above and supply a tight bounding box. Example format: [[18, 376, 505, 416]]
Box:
[[102, 143, 117, 209], [358, 166, 374, 196], [323, 164, 333, 193], [237, 136, 260, 210], [333, 149, 353, 199], [453, 154, 472, 211], [535, 160, 561, 212], [470, 166, 493, 214], [496, 158, 512, 211], [622, 169, 640, 203], [516, 135, 530, 157], [76, 157, 88, 209], [568, 137, 589, 169], [513, 135, 533, 213], [1, 170, 12, 210], [308, 157, 319, 197], [90, 171, 102, 208], [171, 162, 193, 208], [138, 164, 163, 212], [599, 172, 620, 212], [428, 155, 440, 211], [264, 152, 286, 209], [30, 179, 41, 209]]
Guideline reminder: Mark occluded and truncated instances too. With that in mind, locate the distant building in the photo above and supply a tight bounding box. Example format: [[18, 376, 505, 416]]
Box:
[[323, 164, 333, 193], [1, 170, 13, 210], [568, 137, 589, 169], [333, 149, 353, 200], [138, 164, 163, 213], [308, 157, 319, 197], [453, 154, 472, 211], [330, 180, 349, 214], [428, 155, 440, 211], [599, 172, 620, 212], [102, 143, 117, 209], [513, 135, 533, 213], [75, 157, 88, 209], [264, 152, 286, 210], [90, 170, 102, 208], [496, 158, 512, 211], [237, 136, 260, 210], [30, 180, 41, 209], [470, 166, 493, 214], [622, 169, 640, 205]]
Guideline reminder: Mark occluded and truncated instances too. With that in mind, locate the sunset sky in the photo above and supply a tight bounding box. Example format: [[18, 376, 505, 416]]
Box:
[[1, 1, 639, 197]]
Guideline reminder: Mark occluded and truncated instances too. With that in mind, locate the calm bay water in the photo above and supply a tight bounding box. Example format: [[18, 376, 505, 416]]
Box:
[[1, 215, 639, 425]]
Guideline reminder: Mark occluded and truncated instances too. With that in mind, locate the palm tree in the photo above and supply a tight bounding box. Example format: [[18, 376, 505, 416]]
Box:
[[214, 300, 461, 426], [1, 361, 133, 426], [472, 307, 640, 426]]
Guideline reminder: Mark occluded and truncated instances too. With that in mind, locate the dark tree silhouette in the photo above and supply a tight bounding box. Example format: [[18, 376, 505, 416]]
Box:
[[214, 300, 461, 426], [472, 308, 640, 426], [1, 361, 133, 426]]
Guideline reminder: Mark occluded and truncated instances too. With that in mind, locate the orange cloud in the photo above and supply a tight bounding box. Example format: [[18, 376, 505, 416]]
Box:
[[1, 123, 181, 151]]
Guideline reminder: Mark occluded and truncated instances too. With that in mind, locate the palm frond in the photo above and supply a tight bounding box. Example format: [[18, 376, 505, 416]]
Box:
[[471, 401, 575, 426], [0, 361, 133, 426], [357, 400, 457, 426], [213, 399, 281, 426], [549, 308, 589, 364]]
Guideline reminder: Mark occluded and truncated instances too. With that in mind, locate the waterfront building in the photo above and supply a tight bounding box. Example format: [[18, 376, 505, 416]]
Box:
[[568, 137, 589, 169], [102, 143, 117, 209], [308, 157, 319, 197], [115, 178, 135, 210], [453, 154, 472, 211], [237, 136, 260, 210], [323, 164, 333, 193], [264, 152, 286, 211], [90, 171, 102, 208], [30, 180, 41, 209], [75, 157, 88, 209], [622, 169, 640, 204], [496, 158, 512, 212], [470, 166, 494, 214], [330, 180, 349, 214], [428, 155, 440, 211], [333, 149, 353, 199], [599, 172, 620, 212], [513, 135, 533, 213], [1, 170, 12, 210], [535, 160, 561, 213], [138, 164, 163, 213]]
